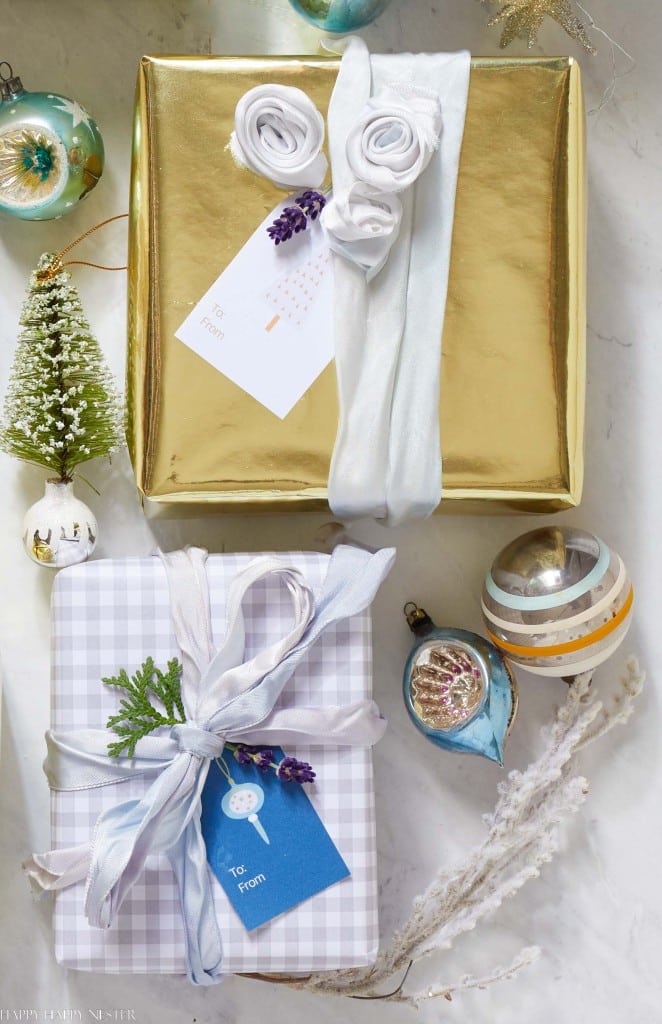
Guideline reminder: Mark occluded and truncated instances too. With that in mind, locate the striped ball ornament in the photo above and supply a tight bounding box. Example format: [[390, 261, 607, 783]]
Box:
[[482, 527, 633, 677]]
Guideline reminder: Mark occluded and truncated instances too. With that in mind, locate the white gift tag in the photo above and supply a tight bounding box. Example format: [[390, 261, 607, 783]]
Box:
[[176, 199, 334, 419]]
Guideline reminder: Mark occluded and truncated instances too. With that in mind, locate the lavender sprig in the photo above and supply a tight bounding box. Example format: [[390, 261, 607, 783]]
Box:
[[266, 191, 327, 246], [277, 755, 316, 784], [295, 189, 326, 220], [228, 743, 316, 784], [266, 205, 307, 245]]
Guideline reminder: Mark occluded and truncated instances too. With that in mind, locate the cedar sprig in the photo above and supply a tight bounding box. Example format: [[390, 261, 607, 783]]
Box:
[[103, 656, 186, 759]]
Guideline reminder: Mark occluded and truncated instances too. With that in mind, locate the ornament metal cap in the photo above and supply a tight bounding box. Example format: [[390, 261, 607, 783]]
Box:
[[404, 602, 434, 635], [0, 62, 23, 101]]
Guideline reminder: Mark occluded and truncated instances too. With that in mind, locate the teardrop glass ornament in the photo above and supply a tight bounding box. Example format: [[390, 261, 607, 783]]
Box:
[[402, 604, 518, 765]]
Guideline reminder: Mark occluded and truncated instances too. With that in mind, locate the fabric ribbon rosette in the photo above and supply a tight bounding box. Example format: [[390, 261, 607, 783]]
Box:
[[231, 39, 471, 525], [25, 544, 395, 985], [230, 83, 328, 189], [320, 79, 443, 277]]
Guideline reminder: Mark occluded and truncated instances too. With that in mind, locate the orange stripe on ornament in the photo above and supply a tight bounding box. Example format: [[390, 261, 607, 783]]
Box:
[[486, 586, 634, 658]]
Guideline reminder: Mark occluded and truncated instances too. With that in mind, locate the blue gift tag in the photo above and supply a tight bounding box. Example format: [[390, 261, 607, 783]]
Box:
[[201, 748, 350, 931]]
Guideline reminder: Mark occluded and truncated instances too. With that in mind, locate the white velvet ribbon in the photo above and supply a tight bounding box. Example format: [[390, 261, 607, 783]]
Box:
[[24, 544, 395, 985], [325, 37, 471, 524], [230, 83, 328, 189]]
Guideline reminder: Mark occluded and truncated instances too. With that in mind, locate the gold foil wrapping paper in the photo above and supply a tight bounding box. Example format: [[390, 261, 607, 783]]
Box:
[[127, 55, 586, 515]]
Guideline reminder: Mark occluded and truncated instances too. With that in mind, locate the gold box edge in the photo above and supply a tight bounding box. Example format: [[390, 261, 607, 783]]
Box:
[[565, 58, 587, 508]]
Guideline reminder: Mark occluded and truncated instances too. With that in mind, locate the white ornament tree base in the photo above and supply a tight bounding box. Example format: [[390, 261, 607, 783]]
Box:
[[22, 480, 97, 568]]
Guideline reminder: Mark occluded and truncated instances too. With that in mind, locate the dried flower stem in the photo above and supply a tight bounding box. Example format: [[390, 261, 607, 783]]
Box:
[[281, 658, 643, 1002], [404, 945, 542, 1006]]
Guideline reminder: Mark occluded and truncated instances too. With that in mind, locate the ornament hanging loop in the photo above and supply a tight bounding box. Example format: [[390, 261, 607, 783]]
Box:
[[0, 61, 23, 101], [36, 213, 129, 281], [403, 602, 433, 634]]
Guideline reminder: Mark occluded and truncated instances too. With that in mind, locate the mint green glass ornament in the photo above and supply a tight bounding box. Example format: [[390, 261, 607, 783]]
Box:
[[402, 604, 518, 765], [288, 0, 392, 31], [0, 62, 104, 221]]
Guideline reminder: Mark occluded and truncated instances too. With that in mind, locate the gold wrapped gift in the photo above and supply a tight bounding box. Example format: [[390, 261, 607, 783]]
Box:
[[127, 54, 585, 515]]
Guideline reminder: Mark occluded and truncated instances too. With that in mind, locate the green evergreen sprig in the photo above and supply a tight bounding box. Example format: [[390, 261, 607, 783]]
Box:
[[103, 656, 186, 759]]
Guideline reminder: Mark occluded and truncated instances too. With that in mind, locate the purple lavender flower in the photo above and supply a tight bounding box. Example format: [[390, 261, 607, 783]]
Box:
[[227, 743, 316, 783], [266, 192, 327, 246], [266, 205, 308, 245], [295, 190, 326, 221], [254, 748, 274, 772], [277, 755, 316, 784], [233, 744, 254, 766]]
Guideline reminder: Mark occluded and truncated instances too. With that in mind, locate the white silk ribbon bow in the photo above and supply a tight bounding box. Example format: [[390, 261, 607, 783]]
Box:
[[230, 83, 328, 189], [24, 544, 395, 985]]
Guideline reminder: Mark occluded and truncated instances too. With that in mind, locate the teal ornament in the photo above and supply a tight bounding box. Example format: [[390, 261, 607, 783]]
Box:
[[288, 0, 392, 31], [0, 62, 104, 221], [402, 604, 518, 766]]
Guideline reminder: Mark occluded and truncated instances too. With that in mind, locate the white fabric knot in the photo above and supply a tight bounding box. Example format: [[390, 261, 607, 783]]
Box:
[[171, 723, 225, 760], [346, 83, 442, 193], [230, 83, 328, 189], [321, 183, 402, 280]]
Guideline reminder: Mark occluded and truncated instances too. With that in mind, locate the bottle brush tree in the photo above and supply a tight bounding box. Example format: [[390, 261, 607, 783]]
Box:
[[0, 253, 124, 482]]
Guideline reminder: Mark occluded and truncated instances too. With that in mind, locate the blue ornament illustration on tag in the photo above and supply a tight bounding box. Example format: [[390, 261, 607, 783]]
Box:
[[221, 782, 270, 845], [402, 604, 518, 765]]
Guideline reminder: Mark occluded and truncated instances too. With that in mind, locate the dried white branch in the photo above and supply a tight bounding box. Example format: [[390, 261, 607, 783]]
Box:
[[403, 945, 542, 1007], [284, 658, 643, 1002], [576, 656, 644, 750], [574, 2, 637, 116], [413, 772, 588, 960]]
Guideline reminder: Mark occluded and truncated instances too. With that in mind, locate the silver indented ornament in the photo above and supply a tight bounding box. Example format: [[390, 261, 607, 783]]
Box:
[[482, 526, 633, 677]]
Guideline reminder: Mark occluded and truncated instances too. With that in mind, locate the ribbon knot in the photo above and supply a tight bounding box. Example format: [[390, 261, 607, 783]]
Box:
[[171, 723, 225, 760]]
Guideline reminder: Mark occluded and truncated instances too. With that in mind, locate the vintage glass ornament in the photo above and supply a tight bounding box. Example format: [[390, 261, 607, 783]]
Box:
[[288, 0, 392, 31], [402, 604, 518, 765], [0, 62, 104, 221], [482, 527, 633, 677], [23, 480, 97, 568]]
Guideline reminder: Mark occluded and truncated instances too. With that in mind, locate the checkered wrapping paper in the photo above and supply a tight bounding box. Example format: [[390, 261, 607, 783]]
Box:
[[50, 552, 379, 975]]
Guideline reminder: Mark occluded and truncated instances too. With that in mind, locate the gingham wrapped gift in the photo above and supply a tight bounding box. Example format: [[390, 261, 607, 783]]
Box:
[[25, 546, 394, 981]]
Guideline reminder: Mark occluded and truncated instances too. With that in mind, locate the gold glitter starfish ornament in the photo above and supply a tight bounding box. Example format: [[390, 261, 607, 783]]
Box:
[[484, 0, 596, 53]]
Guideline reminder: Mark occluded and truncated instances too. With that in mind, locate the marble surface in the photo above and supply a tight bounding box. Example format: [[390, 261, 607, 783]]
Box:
[[0, 0, 660, 1020]]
